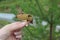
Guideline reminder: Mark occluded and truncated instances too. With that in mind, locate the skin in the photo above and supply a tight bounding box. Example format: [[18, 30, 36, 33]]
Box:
[[0, 21, 28, 40]]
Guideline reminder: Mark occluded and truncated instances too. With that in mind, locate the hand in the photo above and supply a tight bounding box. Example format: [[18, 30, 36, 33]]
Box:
[[0, 21, 28, 40]]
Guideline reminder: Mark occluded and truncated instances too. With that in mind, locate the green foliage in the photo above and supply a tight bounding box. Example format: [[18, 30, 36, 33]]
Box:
[[0, 0, 60, 40]]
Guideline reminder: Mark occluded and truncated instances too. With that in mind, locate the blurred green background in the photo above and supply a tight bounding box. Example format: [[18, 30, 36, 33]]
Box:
[[0, 0, 60, 40]]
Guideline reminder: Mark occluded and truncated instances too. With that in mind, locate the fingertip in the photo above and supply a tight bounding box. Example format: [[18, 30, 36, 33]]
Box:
[[13, 21, 27, 28], [11, 21, 27, 26], [2, 21, 28, 32], [18, 22, 27, 28]]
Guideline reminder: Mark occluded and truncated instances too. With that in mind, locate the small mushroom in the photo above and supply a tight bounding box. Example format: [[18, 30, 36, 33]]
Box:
[[16, 14, 33, 23]]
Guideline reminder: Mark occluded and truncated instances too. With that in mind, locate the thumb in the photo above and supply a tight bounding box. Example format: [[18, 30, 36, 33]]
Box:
[[1, 21, 27, 32]]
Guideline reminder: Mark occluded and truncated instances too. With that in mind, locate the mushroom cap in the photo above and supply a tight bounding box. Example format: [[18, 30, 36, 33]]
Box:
[[16, 14, 33, 23]]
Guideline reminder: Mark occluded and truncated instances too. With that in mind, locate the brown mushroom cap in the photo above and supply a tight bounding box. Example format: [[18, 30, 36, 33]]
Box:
[[16, 14, 33, 23]]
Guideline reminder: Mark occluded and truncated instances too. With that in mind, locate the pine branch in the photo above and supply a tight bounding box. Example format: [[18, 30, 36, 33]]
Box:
[[35, 0, 50, 24], [25, 27, 40, 39]]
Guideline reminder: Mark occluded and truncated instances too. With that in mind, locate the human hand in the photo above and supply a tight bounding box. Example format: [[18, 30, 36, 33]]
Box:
[[0, 21, 28, 40]]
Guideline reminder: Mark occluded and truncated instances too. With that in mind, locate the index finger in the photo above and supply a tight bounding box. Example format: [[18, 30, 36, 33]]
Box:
[[2, 21, 28, 32]]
